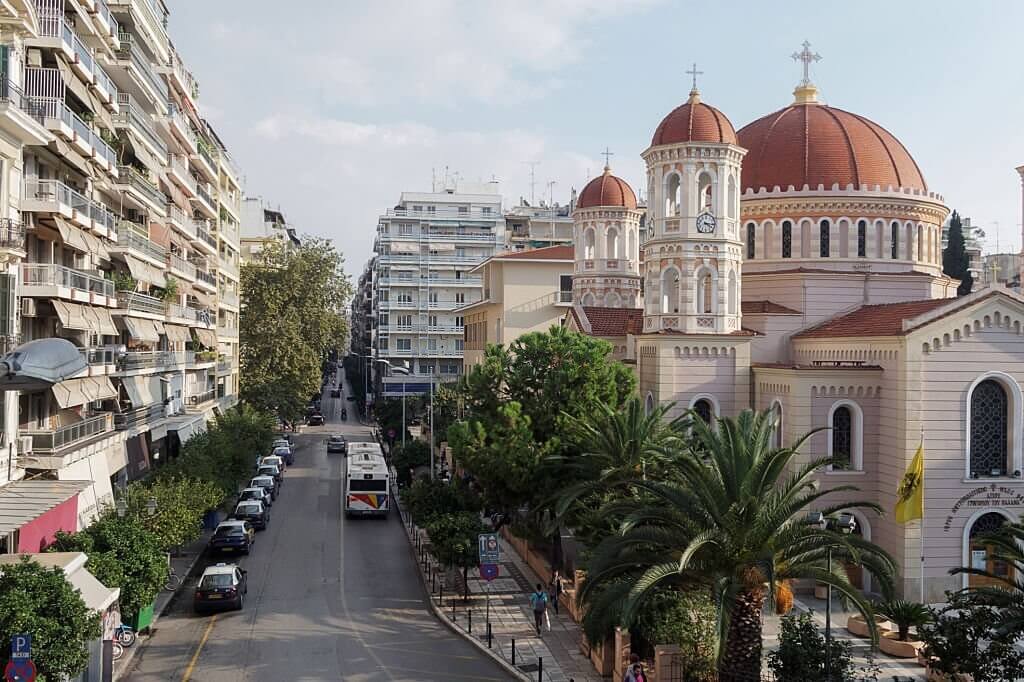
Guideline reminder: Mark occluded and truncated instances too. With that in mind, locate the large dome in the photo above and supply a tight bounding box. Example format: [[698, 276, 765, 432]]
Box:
[[577, 167, 637, 210], [737, 100, 927, 194], [651, 90, 737, 147]]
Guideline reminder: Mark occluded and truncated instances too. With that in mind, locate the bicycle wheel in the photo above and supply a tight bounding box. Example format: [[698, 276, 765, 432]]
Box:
[[164, 573, 182, 591], [112, 642, 124, 661], [118, 629, 137, 647]]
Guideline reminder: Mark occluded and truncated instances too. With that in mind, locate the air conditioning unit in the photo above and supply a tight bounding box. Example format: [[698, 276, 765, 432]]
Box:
[[20, 298, 36, 317], [16, 436, 33, 456]]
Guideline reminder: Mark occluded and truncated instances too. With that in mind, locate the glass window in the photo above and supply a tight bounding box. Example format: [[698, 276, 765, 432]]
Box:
[[970, 379, 1008, 477], [857, 220, 867, 258], [349, 479, 387, 492], [891, 221, 900, 259], [693, 399, 713, 424], [782, 221, 792, 258], [820, 220, 830, 257], [831, 406, 852, 469], [746, 223, 755, 259]]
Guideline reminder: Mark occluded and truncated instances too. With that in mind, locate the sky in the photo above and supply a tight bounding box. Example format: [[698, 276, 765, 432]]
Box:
[[169, 0, 1024, 275]]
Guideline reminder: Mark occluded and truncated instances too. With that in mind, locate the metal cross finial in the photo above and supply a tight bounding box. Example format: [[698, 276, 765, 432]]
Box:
[[601, 147, 614, 169], [686, 62, 703, 91], [791, 40, 821, 86]]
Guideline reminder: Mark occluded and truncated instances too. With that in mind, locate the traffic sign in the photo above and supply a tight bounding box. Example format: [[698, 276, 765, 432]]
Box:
[[9, 636, 29, 660], [479, 563, 499, 581], [4, 658, 36, 682], [478, 533, 500, 563]]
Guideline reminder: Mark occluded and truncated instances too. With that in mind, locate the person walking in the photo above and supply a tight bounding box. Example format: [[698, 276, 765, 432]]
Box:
[[623, 654, 644, 682], [529, 583, 548, 635], [549, 570, 563, 616]]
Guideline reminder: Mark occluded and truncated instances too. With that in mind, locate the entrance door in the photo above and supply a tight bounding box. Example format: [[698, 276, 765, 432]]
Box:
[[968, 512, 1010, 588]]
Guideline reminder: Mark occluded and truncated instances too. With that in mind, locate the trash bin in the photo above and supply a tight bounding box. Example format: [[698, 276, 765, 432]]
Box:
[[202, 509, 220, 530]]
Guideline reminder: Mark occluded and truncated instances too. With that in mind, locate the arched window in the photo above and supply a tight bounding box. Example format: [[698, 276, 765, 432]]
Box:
[[916, 224, 923, 262], [584, 228, 595, 259], [857, 220, 867, 258], [695, 268, 715, 314], [891, 221, 899, 259], [727, 176, 736, 219], [606, 292, 621, 308], [820, 220, 830, 257], [967, 512, 1010, 588], [697, 173, 713, 213], [746, 223, 756, 259], [970, 379, 1008, 477], [771, 401, 783, 449], [661, 268, 680, 314], [781, 221, 792, 258], [727, 271, 737, 315], [581, 292, 595, 306], [645, 392, 655, 416], [665, 173, 681, 217], [831, 406, 852, 469], [693, 399, 713, 424], [607, 228, 620, 258]]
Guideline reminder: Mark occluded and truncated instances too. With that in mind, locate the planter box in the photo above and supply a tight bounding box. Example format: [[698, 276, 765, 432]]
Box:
[[879, 631, 925, 659], [846, 614, 892, 637], [925, 665, 973, 682], [125, 600, 155, 632]]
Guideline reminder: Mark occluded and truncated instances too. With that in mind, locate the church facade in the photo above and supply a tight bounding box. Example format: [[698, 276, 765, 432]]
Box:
[[565, 58, 1024, 601]]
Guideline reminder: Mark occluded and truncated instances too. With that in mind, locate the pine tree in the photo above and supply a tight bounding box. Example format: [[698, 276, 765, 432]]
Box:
[[943, 210, 974, 296]]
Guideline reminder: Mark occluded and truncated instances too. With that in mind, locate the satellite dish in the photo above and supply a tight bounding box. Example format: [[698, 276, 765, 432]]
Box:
[[0, 338, 88, 391]]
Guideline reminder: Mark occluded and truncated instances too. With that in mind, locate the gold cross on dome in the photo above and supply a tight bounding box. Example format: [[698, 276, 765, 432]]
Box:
[[601, 147, 614, 168], [686, 63, 703, 91], [791, 40, 821, 85]]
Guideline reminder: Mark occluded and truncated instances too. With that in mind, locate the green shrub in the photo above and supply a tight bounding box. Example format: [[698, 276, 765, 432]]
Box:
[[393, 440, 430, 485], [633, 588, 717, 677], [404, 478, 480, 523], [767, 612, 877, 682], [921, 591, 1024, 682], [877, 599, 930, 641]]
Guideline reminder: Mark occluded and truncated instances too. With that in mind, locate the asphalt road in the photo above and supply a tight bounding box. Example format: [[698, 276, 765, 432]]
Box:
[[123, 372, 510, 682]]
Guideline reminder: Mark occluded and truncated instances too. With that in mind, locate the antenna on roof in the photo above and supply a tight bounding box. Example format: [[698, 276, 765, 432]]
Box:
[[524, 160, 540, 205]]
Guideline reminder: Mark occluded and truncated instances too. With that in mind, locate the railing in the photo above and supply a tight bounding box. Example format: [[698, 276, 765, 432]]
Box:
[[116, 291, 164, 315], [378, 253, 482, 264], [168, 47, 197, 99], [24, 413, 114, 453], [385, 207, 501, 220], [115, 32, 167, 106], [22, 263, 115, 297], [195, 183, 213, 208], [96, 1, 119, 39], [30, 97, 117, 166], [116, 223, 166, 261], [557, 291, 573, 304], [167, 252, 196, 279], [118, 350, 187, 371], [91, 202, 119, 237], [188, 388, 216, 406], [165, 203, 186, 227], [0, 80, 45, 123], [195, 268, 216, 287], [167, 102, 196, 146], [216, 322, 238, 337], [114, 93, 166, 155], [196, 139, 217, 171], [377, 277, 482, 286], [114, 403, 164, 429], [94, 64, 118, 103], [380, 232, 496, 242], [117, 165, 165, 207], [195, 221, 217, 250], [69, 24, 94, 76], [167, 152, 192, 184], [0, 219, 25, 250], [220, 149, 242, 183], [81, 346, 115, 367], [216, 358, 232, 374]]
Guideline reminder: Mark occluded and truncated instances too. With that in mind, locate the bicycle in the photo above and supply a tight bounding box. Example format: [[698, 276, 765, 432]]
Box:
[[112, 641, 124, 661], [164, 554, 182, 591], [115, 623, 136, 647]]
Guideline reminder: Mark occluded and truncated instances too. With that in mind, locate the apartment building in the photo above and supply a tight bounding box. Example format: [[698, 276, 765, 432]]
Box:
[[371, 183, 503, 398], [0, 0, 244, 551], [350, 259, 373, 359], [504, 200, 574, 252], [240, 195, 299, 262]]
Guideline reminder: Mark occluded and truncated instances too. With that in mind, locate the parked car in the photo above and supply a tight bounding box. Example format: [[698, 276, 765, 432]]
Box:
[[272, 445, 294, 465], [260, 455, 286, 472], [208, 520, 254, 555], [194, 563, 247, 613], [250, 475, 278, 500], [330, 388, 341, 398], [257, 464, 283, 486], [326, 435, 347, 454], [232, 500, 270, 530], [238, 486, 272, 508], [345, 395, 356, 402], [308, 414, 325, 426]]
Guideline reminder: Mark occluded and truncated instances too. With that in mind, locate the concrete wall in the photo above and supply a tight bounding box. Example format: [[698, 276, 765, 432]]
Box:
[[639, 337, 752, 418]]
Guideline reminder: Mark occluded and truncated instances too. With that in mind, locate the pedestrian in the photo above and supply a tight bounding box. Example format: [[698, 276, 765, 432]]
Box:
[[623, 654, 642, 682], [529, 583, 548, 635], [549, 570, 563, 616]]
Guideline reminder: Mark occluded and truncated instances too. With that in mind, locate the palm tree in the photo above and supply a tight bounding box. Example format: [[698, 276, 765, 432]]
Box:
[[950, 521, 1024, 636], [578, 408, 897, 682]]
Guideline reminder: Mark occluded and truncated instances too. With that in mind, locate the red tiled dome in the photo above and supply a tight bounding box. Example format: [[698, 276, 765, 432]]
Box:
[[577, 167, 637, 209], [737, 102, 927, 194], [651, 91, 737, 147]]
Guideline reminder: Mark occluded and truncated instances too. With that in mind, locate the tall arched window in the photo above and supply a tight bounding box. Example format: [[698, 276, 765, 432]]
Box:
[[693, 399, 713, 424], [584, 228, 595, 259], [645, 392, 655, 416], [727, 271, 737, 315], [891, 221, 900, 259], [970, 379, 1009, 477], [831, 406, 852, 469], [665, 174, 681, 217], [857, 220, 867, 257], [746, 223, 756, 259], [771, 401, 784, 449], [607, 228, 620, 258], [697, 173, 713, 212], [727, 176, 736, 219], [967, 512, 1010, 588], [916, 224, 923, 262], [781, 221, 792, 258], [820, 220, 831, 257], [696, 269, 714, 314], [661, 268, 680, 314]]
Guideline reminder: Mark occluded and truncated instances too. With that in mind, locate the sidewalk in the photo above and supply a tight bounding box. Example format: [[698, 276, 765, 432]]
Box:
[[113, 528, 212, 679], [397, 501, 603, 682]]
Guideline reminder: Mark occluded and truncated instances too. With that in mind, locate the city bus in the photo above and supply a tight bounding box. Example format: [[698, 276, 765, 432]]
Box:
[[344, 450, 389, 518], [346, 442, 383, 459]]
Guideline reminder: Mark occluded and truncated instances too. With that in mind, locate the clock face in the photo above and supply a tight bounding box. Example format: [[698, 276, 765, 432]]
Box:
[[696, 212, 716, 234]]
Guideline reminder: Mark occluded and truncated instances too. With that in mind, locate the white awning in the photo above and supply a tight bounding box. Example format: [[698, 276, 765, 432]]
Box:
[[390, 241, 420, 252], [52, 377, 114, 408], [117, 317, 160, 343], [163, 324, 191, 343], [193, 328, 216, 347], [125, 255, 166, 287], [91, 307, 118, 336], [54, 216, 90, 254], [121, 375, 162, 407], [52, 300, 92, 332], [430, 241, 456, 251], [80, 230, 110, 262]]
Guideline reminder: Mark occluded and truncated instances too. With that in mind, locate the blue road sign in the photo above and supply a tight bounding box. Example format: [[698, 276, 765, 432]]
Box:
[[479, 563, 499, 581], [4, 658, 35, 682], [9, 636, 29, 660], [478, 533, 500, 563]]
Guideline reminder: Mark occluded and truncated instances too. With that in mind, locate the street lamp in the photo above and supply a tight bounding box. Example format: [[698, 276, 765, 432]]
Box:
[[806, 511, 856, 682]]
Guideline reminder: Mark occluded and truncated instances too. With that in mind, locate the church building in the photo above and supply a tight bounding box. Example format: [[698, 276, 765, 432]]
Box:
[[565, 47, 1024, 600]]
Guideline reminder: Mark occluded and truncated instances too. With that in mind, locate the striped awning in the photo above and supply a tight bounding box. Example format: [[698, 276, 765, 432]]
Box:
[[52, 300, 92, 331], [52, 377, 116, 408], [163, 324, 191, 343], [193, 328, 216, 347], [117, 317, 161, 343], [125, 255, 166, 287]]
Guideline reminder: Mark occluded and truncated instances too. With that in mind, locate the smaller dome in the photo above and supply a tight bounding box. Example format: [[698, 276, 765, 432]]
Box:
[[651, 90, 737, 147], [577, 166, 637, 210]]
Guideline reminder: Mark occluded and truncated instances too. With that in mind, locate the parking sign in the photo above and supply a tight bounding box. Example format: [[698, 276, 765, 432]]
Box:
[[9, 635, 29, 660]]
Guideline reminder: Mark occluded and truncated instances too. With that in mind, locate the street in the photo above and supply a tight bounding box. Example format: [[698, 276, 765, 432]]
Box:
[[123, 375, 510, 681]]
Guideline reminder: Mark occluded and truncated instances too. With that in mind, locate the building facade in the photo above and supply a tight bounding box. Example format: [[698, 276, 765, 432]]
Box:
[[1, 0, 243, 555], [240, 195, 299, 262], [504, 200, 573, 252]]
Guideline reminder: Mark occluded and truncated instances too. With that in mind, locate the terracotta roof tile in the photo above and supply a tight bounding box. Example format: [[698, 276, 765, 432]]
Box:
[[742, 300, 802, 315], [651, 95, 738, 146], [793, 298, 954, 339], [499, 245, 574, 261], [576, 306, 644, 337], [577, 169, 637, 209]]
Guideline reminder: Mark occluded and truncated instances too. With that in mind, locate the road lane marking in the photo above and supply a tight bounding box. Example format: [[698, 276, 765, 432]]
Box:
[[181, 614, 217, 682]]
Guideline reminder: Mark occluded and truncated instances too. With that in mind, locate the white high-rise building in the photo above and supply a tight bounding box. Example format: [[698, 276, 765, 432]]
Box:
[[372, 182, 503, 398]]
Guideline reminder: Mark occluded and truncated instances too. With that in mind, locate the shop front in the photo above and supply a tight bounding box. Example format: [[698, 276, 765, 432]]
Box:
[[0, 479, 90, 552]]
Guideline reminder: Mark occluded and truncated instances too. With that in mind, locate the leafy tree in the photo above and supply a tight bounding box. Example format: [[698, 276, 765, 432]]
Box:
[[921, 591, 1024, 682], [767, 612, 875, 682], [49, 531, 125, 596], [403, 478, 481, 523], [126, 476, 223, 551], [83, 515, 166, 618], [633, 588, 717, 678], [393, 440, 430, 486], [0, 558, 102, 680], [241, 238, 351, 423], [424, 512, 489, 601], [949, 520, 1024, 636], [942, 209, 973, 296], [577, 409, 897, 681]]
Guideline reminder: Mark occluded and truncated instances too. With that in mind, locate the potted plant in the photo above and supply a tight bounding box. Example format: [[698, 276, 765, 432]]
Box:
[[157, 276, 179, 303], [112, 271, 137, 292], [877, 599, 930, 658]]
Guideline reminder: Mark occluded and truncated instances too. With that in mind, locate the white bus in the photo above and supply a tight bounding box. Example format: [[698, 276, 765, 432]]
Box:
[[344, 450, 389, 518], [346, 442, 383, 459]]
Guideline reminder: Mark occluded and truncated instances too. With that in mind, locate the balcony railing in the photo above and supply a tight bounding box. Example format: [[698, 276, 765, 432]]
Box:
[[117, 165, 165, 208], [216, 322, 238, 336], [196, 139, 217, 172], [385, 207, 500, 220], [188, 388, 216, 406], [24, 178, 88, 218], [216, 358, 232, 374], [81, 346, 115, 367], [195, 268, 216, 287], [30, 97, 117, 167], [168, 48, 198, 100], [219, 290, 239, 307], [167, 102, 196, 147], [165, 203, 186, 227], [167, 252, 196, 279], [0, 219, 25, 250], [195, 221, 217, 250], [114, 403, 164, 429], [557, 291, 573, 304], [24, 413, 114, 453], [114, 93, 167, 156], [0, 80, 45, 124], [118, 350, 188, 372], [195, 183, 213, 208], [115, 223, 166, 262], [116, 291, 164, 315], [22, 263, 115, 297], [97, 1, 120, 40], [115, 32, 168, 107]]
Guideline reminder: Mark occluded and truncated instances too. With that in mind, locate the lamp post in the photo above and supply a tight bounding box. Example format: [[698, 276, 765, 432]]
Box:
[[806, 511, 856, 682]]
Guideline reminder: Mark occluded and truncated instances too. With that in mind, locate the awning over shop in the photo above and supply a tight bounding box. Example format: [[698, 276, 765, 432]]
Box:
[[163, 324, 191, 343], [0, 480, 90, 537], [0, 552, 119, 611], [125, 255, 166, 288], [54, 216, 90, 254], [121, 375, 163, 407], [116, 316, 161, 343], [52, 377, 116, 408], [193, 328, 216, 347], [52, 300, 92, 332]]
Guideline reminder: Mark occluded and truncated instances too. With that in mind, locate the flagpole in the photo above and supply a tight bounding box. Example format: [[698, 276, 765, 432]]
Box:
[[919, 404, 926, 604]]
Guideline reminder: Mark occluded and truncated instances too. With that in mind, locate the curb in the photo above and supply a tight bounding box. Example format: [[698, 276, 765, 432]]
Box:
[[396, 504, 532, 682]]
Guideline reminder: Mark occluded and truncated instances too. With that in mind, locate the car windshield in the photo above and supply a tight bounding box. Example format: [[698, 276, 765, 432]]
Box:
[[330, 437, 343, 443], [199, 573, 234, 589], [241, 489, 262, 498], [258, 467, 277, 476], [236, 504, 261, 515], [263, 458, 281, 465], [252, 477, 273, 486], [215, 526, 243, 537]]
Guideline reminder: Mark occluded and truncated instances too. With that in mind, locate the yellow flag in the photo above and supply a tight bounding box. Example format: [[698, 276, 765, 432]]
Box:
[[895, 443, 924, 524]]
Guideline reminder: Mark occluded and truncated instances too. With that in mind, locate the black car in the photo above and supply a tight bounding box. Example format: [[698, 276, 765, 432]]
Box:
[[308, 413, 325, 426], [194, 564, 247, 613], [208, 521, 254, 555], [233, 501, 270, 530], [238, 486, 272, 508], [326, 435, 347, 454]]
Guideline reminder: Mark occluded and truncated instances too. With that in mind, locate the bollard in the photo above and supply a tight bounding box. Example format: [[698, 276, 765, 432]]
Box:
[[511, 638, 516, 665], [439, 585, 443, 607], [537, 657, 543, 682], [431, 568, 436, 593], [468, 609, 472, 634], [487, 622, 492, 649], [452, 599, 456, 619]]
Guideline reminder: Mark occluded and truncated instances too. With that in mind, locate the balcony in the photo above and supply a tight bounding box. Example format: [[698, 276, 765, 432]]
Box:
[[22, 263, 115, 304], [218, 290, 239, 308], [192, 182, 216, 218], [114, 31, 168, 111], [116, 165, 166, 214], [0, 81, 50, 146], [114, 93, 166, 158], [216, 357, 232, 374], [118, 349, 187, 372], [167, 252, 196, 282], [385, 206, 501, 221], [0, 219, 26, 253], [192, 138, 218, 182], [26, 96, 117, 174], [167, 153, 196, 196], [95, 1, 121, 48], [114, 403, 165, 430], [165, 47, 198, 103], [187, 388, 216, 408], [216, 322, 238, 339], [194, 267, 216, 291], [194, 220, 217, 255], [23, 413, 114, 455], [115, 290, 164, 316], [25, 179, 97, 230], [162, 101, 196, 152], [111, 222, 166, 267]]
